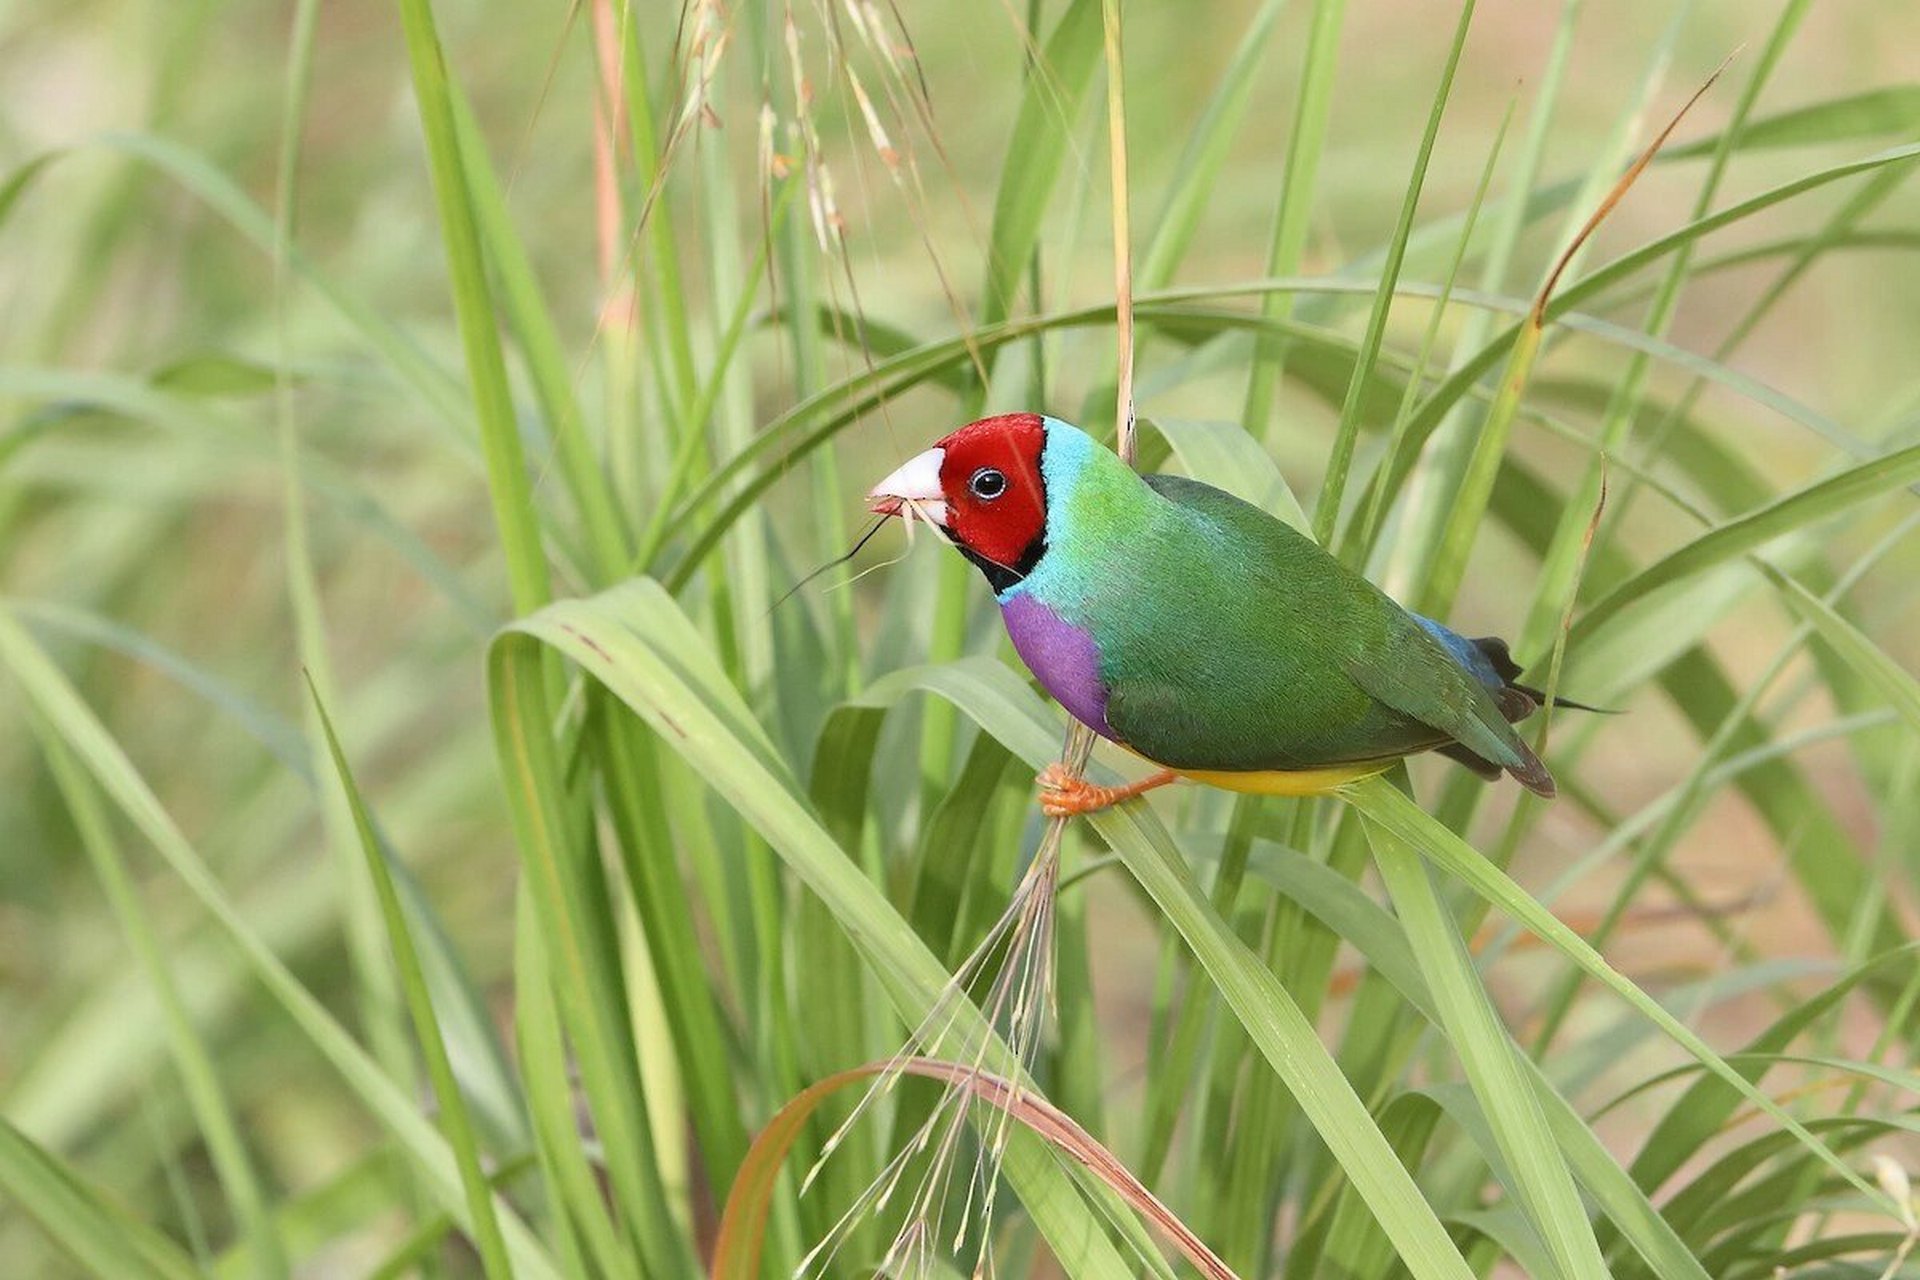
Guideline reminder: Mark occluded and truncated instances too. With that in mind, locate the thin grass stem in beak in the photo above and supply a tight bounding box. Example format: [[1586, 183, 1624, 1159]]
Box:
[[867, 447, 948, 524]]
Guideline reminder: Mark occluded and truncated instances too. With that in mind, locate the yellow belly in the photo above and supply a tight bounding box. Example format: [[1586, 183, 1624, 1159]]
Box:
[[1174, 761, 1392, 796], [1112, 739, 1394, 797]]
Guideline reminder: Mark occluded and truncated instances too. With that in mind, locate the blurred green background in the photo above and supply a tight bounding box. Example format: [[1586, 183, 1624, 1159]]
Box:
[[3, 0, 1919, 1276]]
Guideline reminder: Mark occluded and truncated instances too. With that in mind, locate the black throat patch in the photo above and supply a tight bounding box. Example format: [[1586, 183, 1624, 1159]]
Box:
[[956, 531, 1048, 595]]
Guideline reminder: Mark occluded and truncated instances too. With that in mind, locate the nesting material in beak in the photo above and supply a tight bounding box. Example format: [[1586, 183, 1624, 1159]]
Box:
[[867, 447, 948, 526]]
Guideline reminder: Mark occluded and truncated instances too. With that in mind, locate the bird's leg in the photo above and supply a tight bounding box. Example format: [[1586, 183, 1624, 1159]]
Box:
[[1036, 763, 1178, 818]]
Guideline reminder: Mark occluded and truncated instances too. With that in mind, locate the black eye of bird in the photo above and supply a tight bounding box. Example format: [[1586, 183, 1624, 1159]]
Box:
[[969, 467, 1008, 500]]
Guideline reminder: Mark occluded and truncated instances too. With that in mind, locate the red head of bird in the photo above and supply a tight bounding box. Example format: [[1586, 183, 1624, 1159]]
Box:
[[866, 412, 1051, 587]]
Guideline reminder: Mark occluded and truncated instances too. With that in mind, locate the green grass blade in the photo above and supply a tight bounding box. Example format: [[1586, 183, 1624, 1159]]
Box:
[[1409, 30, 1721, 622], [1241, 0, 1347, 441], [591, 712, 751, 1200], [1342, 777, 1895, 1217], [450, 89, 630, 583], [0, 151, 63, 229], [305, 684, 515, 1280], [1521, 0, 1809, 659], [1562, 140, 1920, 315], [1306, 1092, 1442, 1279], [511, 889, 643, 1280], [12, 603, 529, 1160], [1349, 94, 1514, 562], [1384, 0, 1581, 591], [82, 132, 472, 436], [1368, 817, 1606, 1279], [271, 0, 419, 1194], [0, 1116, 201, 1280], [486, 637, 696, 1275], [1415, 314, 1542, 618], [0, 606, 562, 1280], [1213, 838, 1713, 1279], [1148, 416, 1308, 529], [15, 600, 309, 775], [1134, 0, 1287, 293], [209, 1146, 434, 1279], [491, 582, 1173, 1279], [1314, 0, 1474, 546], [391, 0, 550, 614], [1573, 442, 1920, 644], [1666, 85, 1920, 156], [34, 727, 285, 1279], [1491, 458, 1909, 970], [1107, 823, 1460, 1278], [0, 365, 493, 629], [835, 658, 1477, 1280], [980, 0, 1103, 330], [1763, 563, 1920, 733], [608, 10, 699, 419], [1620, 947, 1917, 1198]]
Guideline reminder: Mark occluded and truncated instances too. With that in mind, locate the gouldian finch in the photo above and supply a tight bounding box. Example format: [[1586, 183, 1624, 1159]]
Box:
[[867, 413, 1569, 817]]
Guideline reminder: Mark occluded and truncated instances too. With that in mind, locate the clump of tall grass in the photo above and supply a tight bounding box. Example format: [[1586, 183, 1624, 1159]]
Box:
[[3, 1, 1920, 1278]]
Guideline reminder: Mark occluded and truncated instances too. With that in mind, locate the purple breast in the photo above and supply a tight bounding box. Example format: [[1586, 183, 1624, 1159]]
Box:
[[999, 593, 1112, 737]]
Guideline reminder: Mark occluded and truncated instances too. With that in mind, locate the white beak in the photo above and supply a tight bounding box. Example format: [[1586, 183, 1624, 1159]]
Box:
[[867, 447, 948, 526]]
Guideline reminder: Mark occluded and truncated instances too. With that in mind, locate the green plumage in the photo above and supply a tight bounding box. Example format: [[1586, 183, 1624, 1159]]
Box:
[[1010, 424, 1553, 794]]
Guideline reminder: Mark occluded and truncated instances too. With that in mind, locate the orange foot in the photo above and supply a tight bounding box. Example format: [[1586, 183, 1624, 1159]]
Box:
[[1036, 763, 1178, 819]]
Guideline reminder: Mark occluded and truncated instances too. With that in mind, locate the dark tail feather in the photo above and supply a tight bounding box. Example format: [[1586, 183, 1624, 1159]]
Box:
[[1438, 740, 1557, 797], [1506, 748, 1558, 799], [1512, 683, 1614, 714], [1432, 635, 1573, 797], [1470, 636, 1616, 716], [1436, 742, 1501, 780], [1431, 635, 1593, 795]]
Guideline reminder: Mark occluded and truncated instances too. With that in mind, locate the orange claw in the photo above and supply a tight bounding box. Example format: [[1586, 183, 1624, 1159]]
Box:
[[1036, 763, 1178, 818]]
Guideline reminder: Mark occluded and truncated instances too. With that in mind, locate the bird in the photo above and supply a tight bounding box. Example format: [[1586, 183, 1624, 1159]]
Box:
[[865, 412, 1586, 818]]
